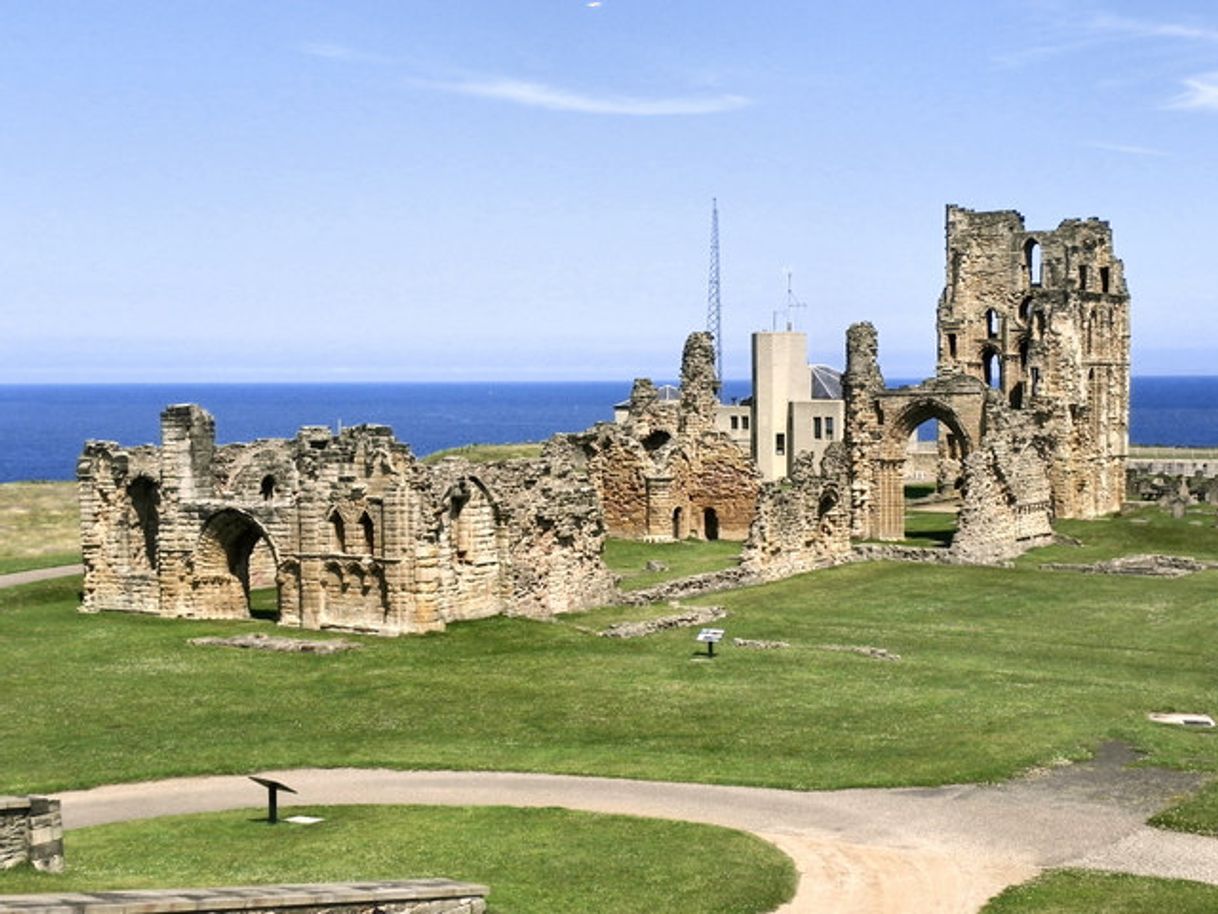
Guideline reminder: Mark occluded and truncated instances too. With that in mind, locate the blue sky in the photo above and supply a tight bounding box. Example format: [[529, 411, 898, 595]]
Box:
[[3, 0, 1217, 382]]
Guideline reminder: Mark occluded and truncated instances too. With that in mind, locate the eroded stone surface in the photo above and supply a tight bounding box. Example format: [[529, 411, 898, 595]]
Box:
[[78, 409, 615, 636]]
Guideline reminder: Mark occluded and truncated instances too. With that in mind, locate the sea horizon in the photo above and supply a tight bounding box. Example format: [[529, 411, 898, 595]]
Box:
[[2, 375, 1217, 483]]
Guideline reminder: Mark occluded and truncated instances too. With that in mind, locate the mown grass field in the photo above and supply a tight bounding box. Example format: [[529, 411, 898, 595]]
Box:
[[0, 806, 795, 914], [0, 481, 79, 574], [982, 869, 1218, 912], [604, 536, 743, 590], [421, 443, 545, 464], [3, 488, 1218, 910]]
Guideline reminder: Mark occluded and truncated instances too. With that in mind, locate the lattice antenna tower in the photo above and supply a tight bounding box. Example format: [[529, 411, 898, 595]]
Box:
[[706, 198, 723, 390], [773, 269, 807, 331]]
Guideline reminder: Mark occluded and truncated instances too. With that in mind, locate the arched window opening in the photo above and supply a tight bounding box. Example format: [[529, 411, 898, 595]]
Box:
[[672, 506, 683, 540], [703, 507, 719, 541], [642, 430, 671, 452], [1100, 266, 1111, 293], [127, 477, 160, 571], [983, 350, 1003, 390], [1030, 367, 1041, 397], [817, 491, 838, 519], [1018, 298, 1033, 323], [359, 512, 375, 555], [1078, 265, 1089, 290], [1009, 382, 1024, 409], [1019, 337, 1030, 370], [260, 475, 276, 502], [947, 333, 958, 358], [985, 309, 999, 338], [1024, 239, 1042, 287], [329, 511, 346, 553], [1033, 310, 1046, 340]]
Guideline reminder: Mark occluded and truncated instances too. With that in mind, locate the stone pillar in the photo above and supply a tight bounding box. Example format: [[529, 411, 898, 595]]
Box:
[[644, 476, 676, 541]]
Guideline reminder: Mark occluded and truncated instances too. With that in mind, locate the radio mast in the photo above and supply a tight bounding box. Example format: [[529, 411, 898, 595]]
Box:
[[706, 198, 723, 390]]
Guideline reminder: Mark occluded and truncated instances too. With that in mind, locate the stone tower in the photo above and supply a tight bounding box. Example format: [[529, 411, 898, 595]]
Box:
[[935, 206, 1130, 517]]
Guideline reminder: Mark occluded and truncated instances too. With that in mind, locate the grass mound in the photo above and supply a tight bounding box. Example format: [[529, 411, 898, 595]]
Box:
[[982, 869, 1218, 912], [0, 806, 795, 914]]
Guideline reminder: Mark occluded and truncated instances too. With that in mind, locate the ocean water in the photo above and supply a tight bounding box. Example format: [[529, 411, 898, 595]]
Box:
[[0, 376, 1211, 483]]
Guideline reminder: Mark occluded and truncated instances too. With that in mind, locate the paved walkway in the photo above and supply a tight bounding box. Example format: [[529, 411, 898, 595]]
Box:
[[0, 564, 82, 588], [53, 745, 1218, 914]]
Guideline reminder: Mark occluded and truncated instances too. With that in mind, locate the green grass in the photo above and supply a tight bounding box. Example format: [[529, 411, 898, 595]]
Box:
[[1017, 503, 1218, 566], [1129, 446, 1218, 460], [0, 806, 795, 914], [0, 481, 79, 573], [902, 507, 957, 546], [982, 869, 1218, 912], [421, 443, 544, 464], [602, 537, 742, 590]]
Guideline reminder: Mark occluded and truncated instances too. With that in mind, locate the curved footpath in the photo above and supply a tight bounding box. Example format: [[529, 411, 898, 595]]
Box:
[[53, 744, 1218, 914], [0, 565, 83, 588]]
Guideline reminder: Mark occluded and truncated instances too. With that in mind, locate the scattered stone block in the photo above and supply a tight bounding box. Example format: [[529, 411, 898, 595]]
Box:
[[598, 606, 727, 639]]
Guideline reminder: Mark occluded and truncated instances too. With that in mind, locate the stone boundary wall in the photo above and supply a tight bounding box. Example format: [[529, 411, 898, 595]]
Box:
[[617, 566, 752, 605], [0, 798, 63, 873], [0, 880, 487, 914], [850, 544, 970, 565]]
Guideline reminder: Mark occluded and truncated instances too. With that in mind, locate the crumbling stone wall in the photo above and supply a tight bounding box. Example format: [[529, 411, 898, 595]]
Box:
[[78, 406, 615, 636], [0, 797, 63, 873], [741, 445, 852, 580], [936, 205, 1130, 518], [566, 332, 760, 542]]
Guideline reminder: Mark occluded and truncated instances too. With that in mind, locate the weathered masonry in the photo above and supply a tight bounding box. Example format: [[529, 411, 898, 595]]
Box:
[[0, 797, 63, 873], [563, 332, 760, 542], [78, 408, 614, 635], [936, 206, 1130, 518], [0, 881, 487, 914], [843, 207, 1129, 555]]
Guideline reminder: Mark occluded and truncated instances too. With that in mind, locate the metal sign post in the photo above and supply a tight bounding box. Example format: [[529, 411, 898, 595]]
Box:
[[696, 628, 725, 658], [248, 776, 297, 824]]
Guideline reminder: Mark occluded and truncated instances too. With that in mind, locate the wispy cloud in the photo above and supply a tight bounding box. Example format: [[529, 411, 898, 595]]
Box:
[[300, 43, 389, 64], [1168, 72, 1218, 111], [1086, 141, 1170, 157], [1088, 13, 1218, 44], [410, 77, 750, 116]]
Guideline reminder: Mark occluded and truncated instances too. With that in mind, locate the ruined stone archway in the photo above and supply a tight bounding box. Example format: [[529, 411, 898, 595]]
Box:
[[875, 397, 976, 542], [192, 509, 280, 620]]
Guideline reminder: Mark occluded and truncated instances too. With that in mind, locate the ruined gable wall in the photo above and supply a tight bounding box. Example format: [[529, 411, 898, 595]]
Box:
[[842, 322, 886, 540], [936, 205, 1130, 519], [950, 393, 1055, 563], [741, 445, 852, 580]]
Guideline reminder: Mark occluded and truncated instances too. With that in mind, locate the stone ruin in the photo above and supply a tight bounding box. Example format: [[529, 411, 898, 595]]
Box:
[[0, 797, 62, 873], [558, 332, 760, 542], [77, 205, 1132, 635], [78, 407, 614, 635]]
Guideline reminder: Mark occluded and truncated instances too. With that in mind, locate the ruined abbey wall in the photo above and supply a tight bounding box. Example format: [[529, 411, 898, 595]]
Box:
[[78, 406, 615, 635], [565, 332, 760, 542], [936, 206, 1130, 518]]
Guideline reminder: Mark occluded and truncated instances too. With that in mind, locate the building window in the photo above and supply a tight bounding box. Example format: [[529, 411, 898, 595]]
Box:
[[1100, 266, 1111, 293], [775, 433, 786, 456], [813, 417, 823, 439], [825, 417, 835, 440], [730, 415, 739, 430], [741, 416, 749, 430], [1079, 265, 1088, 290]]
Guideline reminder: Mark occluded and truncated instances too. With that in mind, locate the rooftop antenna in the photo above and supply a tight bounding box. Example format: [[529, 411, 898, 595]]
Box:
[[773, 268, 807, 331], [706, 198, 723, 391]]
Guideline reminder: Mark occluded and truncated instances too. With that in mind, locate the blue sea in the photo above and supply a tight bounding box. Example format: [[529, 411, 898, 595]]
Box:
[[0, 377, 1212, 483]]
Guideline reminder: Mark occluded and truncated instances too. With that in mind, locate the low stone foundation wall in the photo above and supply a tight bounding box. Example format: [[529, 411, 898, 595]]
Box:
[[0, 880, 487, 914], [0, 798, 62, 873], [617, 566, 752, 605]]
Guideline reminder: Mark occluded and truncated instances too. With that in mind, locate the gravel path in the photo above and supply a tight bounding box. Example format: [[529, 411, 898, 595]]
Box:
[[52, 743, 1218, 914], [0, 564, 82, 588]]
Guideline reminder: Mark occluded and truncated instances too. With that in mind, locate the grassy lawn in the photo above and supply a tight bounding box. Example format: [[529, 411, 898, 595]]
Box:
[[421, 443, 545, 464], [603, 537, 742, 590], [902, 506, 957, 547], [0, 806, 794, 914], [3, 508, 1217, 825], [982, 869, 1218, 912], [0, 481, 79, 574]]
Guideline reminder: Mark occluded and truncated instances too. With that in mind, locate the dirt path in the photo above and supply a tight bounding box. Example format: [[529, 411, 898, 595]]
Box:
[[0, 564, 82, 588], [52, 744, 1218, 914]]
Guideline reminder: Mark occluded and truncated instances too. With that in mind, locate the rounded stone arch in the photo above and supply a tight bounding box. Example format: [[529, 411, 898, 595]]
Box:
[[192, 509, 280, 620], [880, 397, 974, 462], [874, 396, 974, 542]]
